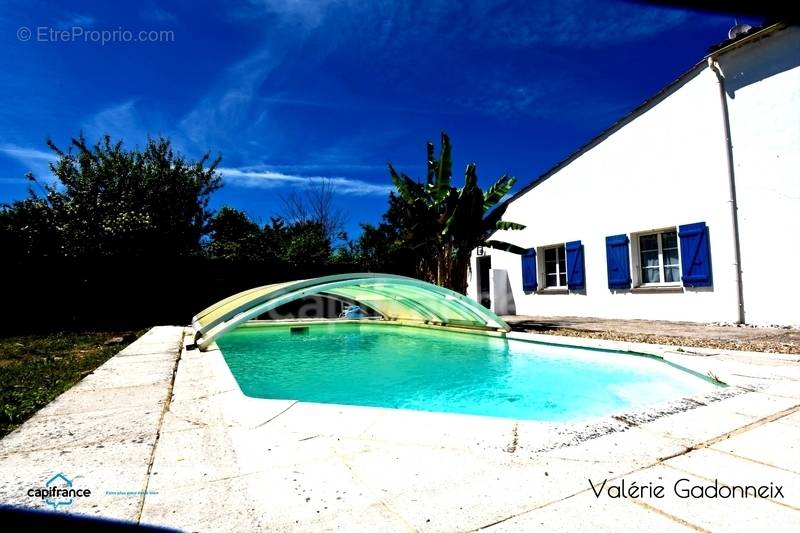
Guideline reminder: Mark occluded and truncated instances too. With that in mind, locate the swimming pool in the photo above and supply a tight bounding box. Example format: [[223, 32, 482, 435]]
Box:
[[216, 322, 717, 422]]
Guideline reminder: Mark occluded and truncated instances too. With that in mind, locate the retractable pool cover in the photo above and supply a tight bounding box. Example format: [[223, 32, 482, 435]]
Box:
[[192, 273, 510, 350]]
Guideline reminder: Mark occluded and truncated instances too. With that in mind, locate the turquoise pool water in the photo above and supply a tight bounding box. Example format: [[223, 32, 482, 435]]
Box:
[[217, 322, 715, 422]]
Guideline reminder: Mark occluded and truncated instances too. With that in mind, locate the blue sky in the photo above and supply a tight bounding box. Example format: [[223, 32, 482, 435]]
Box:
[[0, 1, 757, 239]]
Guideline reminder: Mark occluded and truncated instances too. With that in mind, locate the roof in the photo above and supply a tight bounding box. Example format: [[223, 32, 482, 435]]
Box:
[[493, 22, 787, 215], [192, 273, 510, 350]]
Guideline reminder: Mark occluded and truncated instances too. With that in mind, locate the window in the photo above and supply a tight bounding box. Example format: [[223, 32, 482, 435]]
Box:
[[543, 245, 566, 288], [638, 229, 680, 285]]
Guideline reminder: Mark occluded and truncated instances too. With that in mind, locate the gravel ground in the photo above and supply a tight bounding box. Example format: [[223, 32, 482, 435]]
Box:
[[504, 316, 800, 354], [529, 327, 800, 354]]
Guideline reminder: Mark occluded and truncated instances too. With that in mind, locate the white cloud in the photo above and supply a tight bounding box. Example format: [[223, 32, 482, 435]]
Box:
[[141, 6, 178, 24], [57, 13, 96, 28], [221, 167, 392, 196], [0, 143, 59, 183], [179, 50, 280, 150], [248, 0, 352, 29], [0, 144, 58, 163], [82, 100, 145, 141]]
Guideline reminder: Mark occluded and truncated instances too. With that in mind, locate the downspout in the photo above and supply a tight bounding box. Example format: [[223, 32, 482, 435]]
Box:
[[707, 57, 746, 324]]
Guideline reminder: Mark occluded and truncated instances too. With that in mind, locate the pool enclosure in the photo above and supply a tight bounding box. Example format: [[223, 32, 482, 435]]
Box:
[[192, 273, 511, 350]]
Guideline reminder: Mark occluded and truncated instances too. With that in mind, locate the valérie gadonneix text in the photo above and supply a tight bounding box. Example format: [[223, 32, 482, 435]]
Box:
[[589, 478, 784, 499]]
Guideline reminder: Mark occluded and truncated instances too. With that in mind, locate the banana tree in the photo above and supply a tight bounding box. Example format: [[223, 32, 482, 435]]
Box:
[[388, 132, 524, 293]]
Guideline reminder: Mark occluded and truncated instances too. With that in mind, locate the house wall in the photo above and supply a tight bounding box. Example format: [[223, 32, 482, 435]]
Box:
[[718, 27, 800, 325], [468, 67, 743, 323]]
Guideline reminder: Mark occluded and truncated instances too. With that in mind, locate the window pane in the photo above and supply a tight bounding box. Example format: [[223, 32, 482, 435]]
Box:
[[558, 258, 566, 272], [559, 273, 566, 287], [546, 273, 557, 287], [639, 234, 658, 251], [642, 267, 660, 283], [545, 248, 556, 262], [662, 231, 677, 249], [641, 250, 660, 268], [663, 248, 679, 267], [664, 266, 680, 283], [557, 246, 565, 261]]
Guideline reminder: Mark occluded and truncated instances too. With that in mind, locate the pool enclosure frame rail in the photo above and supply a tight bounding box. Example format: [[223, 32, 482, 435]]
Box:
[[192, 273, 511, 350]]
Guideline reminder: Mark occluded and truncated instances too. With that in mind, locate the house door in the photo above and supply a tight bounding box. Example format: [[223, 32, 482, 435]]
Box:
[[477, 256, 492, 309]]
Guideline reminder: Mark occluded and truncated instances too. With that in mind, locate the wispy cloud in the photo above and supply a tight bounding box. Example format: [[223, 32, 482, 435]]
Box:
[[458, 0, 696, 49], [0, 144, 58, 163], [81, 100, 174, 150], [82, 100, 147, 142], [0, 143, 58, 183], [56, 13, 96, 28], [140, 5, 178, 24], [221, 167, 391, 196], [247, 0, 352, 29], [179, 50, 280, 151]]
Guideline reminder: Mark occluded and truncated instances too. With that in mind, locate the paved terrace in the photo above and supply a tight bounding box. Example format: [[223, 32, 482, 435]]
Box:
[[1, 325, 799, 531]]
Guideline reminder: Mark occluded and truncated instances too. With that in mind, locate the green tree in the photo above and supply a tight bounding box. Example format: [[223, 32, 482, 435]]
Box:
[[348, 193, 416, 275], [279, 220, 332, 268], [206, 207, 269, 262], [205, 208, 334, 268], [388, 132, 524, 293], [0, 135, 222, 259]]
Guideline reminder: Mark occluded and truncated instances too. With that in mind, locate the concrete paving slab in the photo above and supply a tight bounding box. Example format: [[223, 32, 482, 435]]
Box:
[[239, 449, 385, 527], [760, 382, 800, 400], [776, 411, 800, 429], [0, 440, 155, 522], [482, 491, 696, 532], [707, 391, 800, 419], [333, 443, 554, 532], [710, 418, 800, 474], [537, 427, 688, 468], [139, 475, 265, 532], [663, 448, 800, 509], [147, 426, 240, 489], [358, 407, 515, 452], [618, 464, 800, 532], [34, 383, 169, 416], [74, 361, 176, 390], [635, 402, 757, 446], [0, 405, 162, 454], [244, 401, 382, 441]]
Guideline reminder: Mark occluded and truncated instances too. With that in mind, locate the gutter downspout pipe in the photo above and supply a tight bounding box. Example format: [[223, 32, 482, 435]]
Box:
[[708, 57, 746, 324]]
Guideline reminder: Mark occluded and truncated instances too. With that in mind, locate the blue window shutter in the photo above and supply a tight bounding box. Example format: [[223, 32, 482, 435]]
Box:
[[565, 240, 585, 290], [605, 235, 631, 290], [679, 222, 712, 287], [521, 248, 537, 292]]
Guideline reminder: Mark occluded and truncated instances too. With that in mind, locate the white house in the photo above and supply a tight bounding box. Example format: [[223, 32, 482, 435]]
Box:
[[468, 23, 800, 327]]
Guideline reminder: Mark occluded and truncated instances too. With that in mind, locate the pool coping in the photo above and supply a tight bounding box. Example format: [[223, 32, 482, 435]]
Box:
[[206, 320, 754, 447]]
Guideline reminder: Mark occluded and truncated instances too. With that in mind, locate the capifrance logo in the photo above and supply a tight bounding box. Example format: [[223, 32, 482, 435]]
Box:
[[27, 472, 92, 510]]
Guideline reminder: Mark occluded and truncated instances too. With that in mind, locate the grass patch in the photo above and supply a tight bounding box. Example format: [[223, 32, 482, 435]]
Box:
[[0, 331, 143, 437]]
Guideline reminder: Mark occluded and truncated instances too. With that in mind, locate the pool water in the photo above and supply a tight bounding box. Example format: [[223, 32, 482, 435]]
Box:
[[217, 323, 716, 422]]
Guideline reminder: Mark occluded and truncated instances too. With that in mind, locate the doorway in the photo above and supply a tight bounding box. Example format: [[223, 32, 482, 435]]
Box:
[[477, 256, 492, 309]]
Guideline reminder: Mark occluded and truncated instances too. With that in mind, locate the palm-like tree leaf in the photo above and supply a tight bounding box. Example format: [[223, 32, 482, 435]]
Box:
[[482, 175, 516, 212], [485, 240, 527, 255], [426, 142, 435, 185], [496, 221, 526, 231], [432, 132, 452, 203], [388, 163, 419, 204]]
